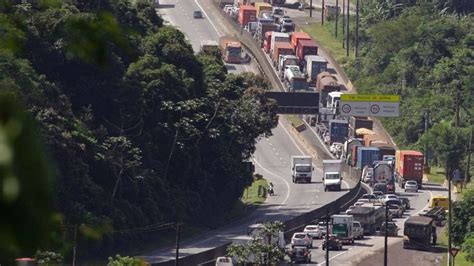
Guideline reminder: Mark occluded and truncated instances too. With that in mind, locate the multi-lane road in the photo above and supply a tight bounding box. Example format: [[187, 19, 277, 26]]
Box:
[[143, 1, 449, 265]]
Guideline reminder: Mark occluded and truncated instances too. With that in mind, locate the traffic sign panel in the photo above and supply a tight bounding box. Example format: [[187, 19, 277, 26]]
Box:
[[450, 247, 460, 257], [340, 94, 400, 117]]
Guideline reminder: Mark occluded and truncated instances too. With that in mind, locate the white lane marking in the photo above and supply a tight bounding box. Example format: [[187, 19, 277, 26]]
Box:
[[268, 142, 273, 146], [279, 157, 284, 161], [275, 152, 279, 156], [194, 0, 223, 36], [318, 249, 351, 265], [414, 189, 434, 216], [253, 157, 290, 209]]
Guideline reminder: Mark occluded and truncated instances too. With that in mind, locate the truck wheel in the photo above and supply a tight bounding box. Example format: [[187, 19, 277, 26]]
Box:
[[324, 187, 327, 192]]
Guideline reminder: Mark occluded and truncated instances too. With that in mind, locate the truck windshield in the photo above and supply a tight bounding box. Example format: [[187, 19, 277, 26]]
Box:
[[326, 174, 340, 180], [228, 47, 241, 56], [296, 165, 311, 172]]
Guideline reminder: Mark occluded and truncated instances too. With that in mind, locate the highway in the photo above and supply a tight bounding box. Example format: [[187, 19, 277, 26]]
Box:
[[156, 0, 258, 74], [141, 1, 357, 264]]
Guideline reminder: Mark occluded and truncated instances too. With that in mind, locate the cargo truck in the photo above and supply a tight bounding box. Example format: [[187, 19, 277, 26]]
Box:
[[331, 215, 354, 244], [296, 39, 318, 64], [272, 42, 293, 66], [327, 91, 343, 112], [395, 150, 424, 189], [290, 32, 311, 49], [356, 147, 380, 169], [277, 54, 298, 71], [256, 23, 278, 46], [270, 32, 290, 54], [348, 203, 385, 235], [255, 2, 272, 17], [305, 55, 328, 83], [403, 216, 435, 251], [263, 31, 273, 53], [316, 72, 340, 107], [349, 116, 374, 138], [284, 65, 308, 91], [328, 120, 349, 144], [291, 156, 313, 183], [219, 36, 242, 64], [323, 159, 343, 191], [239, 5, 257, 26], [373, 161, 393, 184]]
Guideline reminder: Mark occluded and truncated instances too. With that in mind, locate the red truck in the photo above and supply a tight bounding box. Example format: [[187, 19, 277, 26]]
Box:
[[239, 5, 257, 26], [395, 150, 424, 189], [263, 31, 273, 53], [290, 32, 311, 50], [272, 42, 294, 66], [296, 39, 318, 63]]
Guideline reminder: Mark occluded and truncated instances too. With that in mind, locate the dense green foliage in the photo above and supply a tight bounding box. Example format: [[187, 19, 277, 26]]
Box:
[[0, 0, 277, 260], [348, 1, 473, 174], [452, 185, 474, 261]]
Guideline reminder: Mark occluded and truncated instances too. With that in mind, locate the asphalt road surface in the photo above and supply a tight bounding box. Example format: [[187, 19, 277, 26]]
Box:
[[156, 0, 258, 74]]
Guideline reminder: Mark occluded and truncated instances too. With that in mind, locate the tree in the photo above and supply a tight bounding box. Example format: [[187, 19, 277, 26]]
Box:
[[226, 221, 286, 264], [450, 184, 474, 245]]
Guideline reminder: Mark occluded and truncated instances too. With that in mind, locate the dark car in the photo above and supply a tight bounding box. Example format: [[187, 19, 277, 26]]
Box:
[[193, 10, 203, 19], [322, 235, 342, 250], [399, 197, 411, 210], [289, 246, 311, 263], [386, 199, 404, 212], [381, 222, 399, 237], [373, 183, 388, 194]]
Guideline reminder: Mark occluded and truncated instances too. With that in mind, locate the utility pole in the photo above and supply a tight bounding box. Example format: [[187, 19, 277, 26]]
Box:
[[455, 85, 461, 128], [346, 0, 350, 56], [384, 203, 388, 266], [466, 126, 472, 184], [175, 223, 180, 266], [335, 0, 339, 38], [322, 0, 325, 25], [325, 207, 330, 266], [424, 109, 430, 167], [72, 225, 78, 266], [355, 0, 359, 57], [342, 0, 345, 48], [310, 0, 313, 17], [448, 172, 453, 266]]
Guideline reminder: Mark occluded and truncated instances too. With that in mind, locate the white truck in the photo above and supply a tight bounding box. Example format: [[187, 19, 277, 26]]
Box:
[[291, 156, 313, 183], [270, 32, 290, 54], [331, 214, 355, 244], [323, 159, 343, 191]]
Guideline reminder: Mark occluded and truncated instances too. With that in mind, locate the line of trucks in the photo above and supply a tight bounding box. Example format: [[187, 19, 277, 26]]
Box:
[[219, 1, 425, 192]]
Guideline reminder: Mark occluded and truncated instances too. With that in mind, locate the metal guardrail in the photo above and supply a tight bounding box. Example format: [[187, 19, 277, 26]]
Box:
[[149, 2, 368, 265]]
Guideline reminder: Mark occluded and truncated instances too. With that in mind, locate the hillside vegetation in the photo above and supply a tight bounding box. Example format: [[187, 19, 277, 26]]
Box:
[[0, 0, 277, 261]]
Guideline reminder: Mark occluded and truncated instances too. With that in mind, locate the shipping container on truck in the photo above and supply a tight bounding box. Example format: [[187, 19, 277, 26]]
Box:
[[263, 31, 273, 53], [290, 32, 311, 49], [270, 32, 290, 54], [356, 147, 380, 169], [349, 116, 374, 138], [329, 120, 349, 144], [351, 143, 363, 167], [395, 150, 424, 189], [305, 55, 328, 83], [256, 23, 278, 44], [296, 39, 318, 63], [343, 138, 362, 163], [239, 5, 257, 27], [316, 72, 340, 107], [272, 42, 293, 65], [255, 2, 272, 17], [363, 134, 396, 157], [219, 36, 242, 64]]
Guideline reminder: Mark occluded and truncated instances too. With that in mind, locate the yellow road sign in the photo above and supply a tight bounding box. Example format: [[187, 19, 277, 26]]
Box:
[[340, 94, 400, 102]]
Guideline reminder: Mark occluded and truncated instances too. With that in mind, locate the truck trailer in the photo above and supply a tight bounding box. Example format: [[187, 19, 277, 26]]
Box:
[[395, 150, 424, 189], [403, 216, 435, 251], [323, 159, 343, 191]]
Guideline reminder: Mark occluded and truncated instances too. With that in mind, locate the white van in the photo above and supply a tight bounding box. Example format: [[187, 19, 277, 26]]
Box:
[[216, 256, 233, 266]]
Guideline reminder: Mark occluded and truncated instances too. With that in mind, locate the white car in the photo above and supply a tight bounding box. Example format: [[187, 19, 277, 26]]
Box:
[[345, 205, 356, 214], [352, 221, 364, 239], [404, 180, 419, 192], [380, 194, 399, 203], [318, 222, 328, 235], [215, 256, 233, 266], [291, 232, 312, 248], [360, 194, 378, 202], [304, 225, 323, 239]]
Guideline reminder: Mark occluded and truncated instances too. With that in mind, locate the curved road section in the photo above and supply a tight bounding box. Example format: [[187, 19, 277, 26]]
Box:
[[141, 1, 356, 264]]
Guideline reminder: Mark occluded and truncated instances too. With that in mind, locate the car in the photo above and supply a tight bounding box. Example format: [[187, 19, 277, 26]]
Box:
[[352, 221, 364, 239], [322, 235, 342, 250], [388, 204, 403, 218], [357, 198, 370, 204], [291, 232, 312, 248], [399, 197, 411, 209], [193, 10, 203, 19], [372, 191, 384, 198], [373, 182, 388, 194], [215, 256, 233, 266], [345, 205, 356, 214], [405, 180, 419, 192], [360, 193, 378, 202], [386, 199, 405, 213], [304, 225, 323, 239], [380, 194, 399, 203], [354, 202, 364, 207], [289, 246, 311, 263], [381, 222, 399, 237]]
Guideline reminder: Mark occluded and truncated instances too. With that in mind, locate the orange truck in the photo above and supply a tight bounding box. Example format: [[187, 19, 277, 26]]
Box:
[[219, 36, 242, 64]]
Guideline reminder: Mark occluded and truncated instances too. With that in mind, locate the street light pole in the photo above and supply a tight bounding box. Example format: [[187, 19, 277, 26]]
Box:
[[175, 223, 180, 266], [384, 203, 388, 266], [310, 0, 313, 18], [326, 207, 330, 265], [448, 174, 453, 266]]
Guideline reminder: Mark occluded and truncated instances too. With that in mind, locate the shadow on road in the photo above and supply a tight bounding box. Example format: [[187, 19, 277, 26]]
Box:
[[157, 4, 175, 9]]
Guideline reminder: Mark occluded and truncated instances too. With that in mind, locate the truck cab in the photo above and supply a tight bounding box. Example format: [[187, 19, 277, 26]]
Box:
[[331, 214, 355, 244], [327, 91, 344, 112], [323, 159, 343, 191], [291, 156, 313, 183]]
